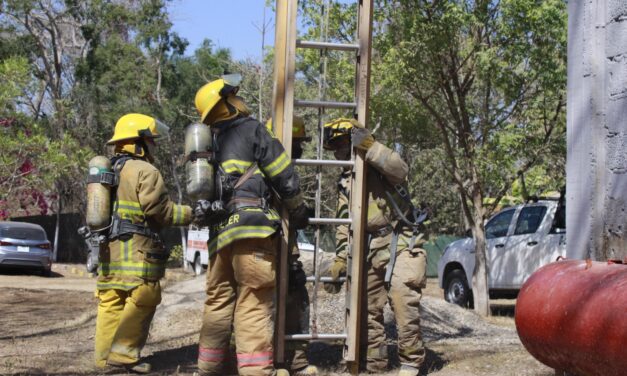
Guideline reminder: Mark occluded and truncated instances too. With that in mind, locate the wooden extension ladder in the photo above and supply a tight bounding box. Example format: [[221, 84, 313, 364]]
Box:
[[271, 0, 374, 373]]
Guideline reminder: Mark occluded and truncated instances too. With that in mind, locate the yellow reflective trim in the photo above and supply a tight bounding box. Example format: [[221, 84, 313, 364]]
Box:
[[263, 151, 290, 178], [222, 159, 253, 174], [122, 238, 132, 261], [173, 205, 180, 225], [208, 225, 276, 255], [172, 204, 188, 225], [99, 260, 164, 278], [96, 281, 140, 290], [117, 200, 141, 208], [116, 208, 144, 216]]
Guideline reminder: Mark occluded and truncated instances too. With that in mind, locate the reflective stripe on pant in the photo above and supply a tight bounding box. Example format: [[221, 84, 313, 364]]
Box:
[[366, 250, 426, 371], [94, 282, 161, 367], [198, 236, 277, 376]]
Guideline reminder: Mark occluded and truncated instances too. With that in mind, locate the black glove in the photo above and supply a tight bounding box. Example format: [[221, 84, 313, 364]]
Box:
[[193, 200, 210, 224], [289, 203, 310, 230], [288, 260, 307, 290]]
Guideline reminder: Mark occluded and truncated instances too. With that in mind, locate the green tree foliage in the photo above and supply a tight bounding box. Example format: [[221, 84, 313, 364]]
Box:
[[0, 56, 91, 219], [0, 0, 236, 218], [376, 0, 567, 315]]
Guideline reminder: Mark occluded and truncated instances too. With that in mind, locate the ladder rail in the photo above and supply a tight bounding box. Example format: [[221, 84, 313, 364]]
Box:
[[272, 0, 299, 365], [273, 1, 374, 373], [344, 0, 373, 370]]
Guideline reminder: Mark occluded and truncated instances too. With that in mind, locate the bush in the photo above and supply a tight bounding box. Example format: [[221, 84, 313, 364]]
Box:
[[168, 244, 184, 267]]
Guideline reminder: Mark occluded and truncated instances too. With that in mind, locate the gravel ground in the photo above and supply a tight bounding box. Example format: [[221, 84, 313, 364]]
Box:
[[0, 261, 553, 375]]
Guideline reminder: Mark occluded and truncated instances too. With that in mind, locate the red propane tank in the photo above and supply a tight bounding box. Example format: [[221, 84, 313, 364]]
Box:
[[515, 259, 627, 376]]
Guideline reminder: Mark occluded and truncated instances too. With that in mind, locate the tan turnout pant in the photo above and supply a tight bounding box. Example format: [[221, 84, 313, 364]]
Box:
[[366, 247, 427, 372], [197, 236, 278, 376], [94, 282, 161, 367]]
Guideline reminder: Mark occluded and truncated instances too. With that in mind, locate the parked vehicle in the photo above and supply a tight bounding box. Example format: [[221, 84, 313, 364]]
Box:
[[437, 198, 566, 307], [0, 221, 53, 276], [185, 225, 209, 276]]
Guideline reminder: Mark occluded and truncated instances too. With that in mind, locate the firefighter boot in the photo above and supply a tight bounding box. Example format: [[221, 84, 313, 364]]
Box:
[[398, 365, 420, 376], [293, 365, 319, 376]]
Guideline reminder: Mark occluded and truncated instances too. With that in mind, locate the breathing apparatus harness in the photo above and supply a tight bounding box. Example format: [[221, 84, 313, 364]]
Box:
[[78, 154, 160, 244], [195, 118, 270, 226], [378, 173, 428, 285]]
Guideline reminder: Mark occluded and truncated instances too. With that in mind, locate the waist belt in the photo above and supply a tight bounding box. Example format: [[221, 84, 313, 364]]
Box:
[[110, 218, 159, 241], [369, 224, 394, 238], [226, 197, 266, 212]]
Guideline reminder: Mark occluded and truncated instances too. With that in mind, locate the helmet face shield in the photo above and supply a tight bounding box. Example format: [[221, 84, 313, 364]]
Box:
[[223, 73, 242, 87], [153, 119, 170, 140]]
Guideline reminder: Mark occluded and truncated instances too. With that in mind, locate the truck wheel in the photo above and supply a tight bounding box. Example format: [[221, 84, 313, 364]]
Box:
[[194, 254, 204, 276], [444, 269, 473, 308]]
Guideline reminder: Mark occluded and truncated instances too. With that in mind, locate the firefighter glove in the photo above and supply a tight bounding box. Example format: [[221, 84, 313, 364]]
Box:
[[289, 259, 307, 290], [193, 200, 210, 224], [352, 127, 374, 150], [289, 203, 310, 230], [323, 257, 347, 294]]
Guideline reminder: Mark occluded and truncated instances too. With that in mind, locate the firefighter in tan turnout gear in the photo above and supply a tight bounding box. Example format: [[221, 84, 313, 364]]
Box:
[[322, 119, 428, 376], [193, 74, 309, 376], [93, 113, 193, 373]]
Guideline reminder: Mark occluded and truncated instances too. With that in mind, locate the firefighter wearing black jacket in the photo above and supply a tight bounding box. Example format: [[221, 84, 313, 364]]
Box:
[[193, 74, 308, 376]]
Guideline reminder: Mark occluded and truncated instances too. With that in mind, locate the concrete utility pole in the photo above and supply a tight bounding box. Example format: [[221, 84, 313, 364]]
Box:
[[567, 1, 627, 261]]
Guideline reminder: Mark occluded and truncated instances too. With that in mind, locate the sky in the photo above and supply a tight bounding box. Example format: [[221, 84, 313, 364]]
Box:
[[167, 0, 274, 61]]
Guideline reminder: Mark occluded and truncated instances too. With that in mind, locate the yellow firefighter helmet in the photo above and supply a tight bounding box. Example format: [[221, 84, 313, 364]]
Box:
[[194, 74, 243, 125], [322, 118, 357, 150], [265, 116, 311, 141], [106, 113, 169, 145]]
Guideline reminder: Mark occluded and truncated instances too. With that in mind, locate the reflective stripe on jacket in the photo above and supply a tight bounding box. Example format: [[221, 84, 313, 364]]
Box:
[[208, 116, 301, 256], [97, 158, 192, 290]]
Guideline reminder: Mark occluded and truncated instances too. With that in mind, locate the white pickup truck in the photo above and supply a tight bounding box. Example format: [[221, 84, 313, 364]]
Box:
[[437, 198, 566, 307]]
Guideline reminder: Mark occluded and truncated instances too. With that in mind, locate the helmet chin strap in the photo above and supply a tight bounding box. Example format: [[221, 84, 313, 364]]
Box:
[[135, 140, 155, 162]]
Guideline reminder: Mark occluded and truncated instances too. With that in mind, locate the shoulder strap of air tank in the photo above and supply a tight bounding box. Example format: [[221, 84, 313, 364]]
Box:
[[111, 155, 134, 187]]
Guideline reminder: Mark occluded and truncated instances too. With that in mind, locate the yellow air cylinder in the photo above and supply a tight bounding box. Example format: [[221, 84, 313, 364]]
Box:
[[86, 156, 112, 230], [184, 123, 214, 201]]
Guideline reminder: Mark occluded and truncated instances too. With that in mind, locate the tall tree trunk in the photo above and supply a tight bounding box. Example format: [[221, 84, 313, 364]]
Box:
[[166, 135, 187, 260], [53, 186, 61, 262], [471, 188, 490, 316]]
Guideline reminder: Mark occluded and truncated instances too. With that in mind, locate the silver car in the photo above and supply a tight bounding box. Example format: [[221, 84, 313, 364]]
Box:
[[0, 221, 52, 276]]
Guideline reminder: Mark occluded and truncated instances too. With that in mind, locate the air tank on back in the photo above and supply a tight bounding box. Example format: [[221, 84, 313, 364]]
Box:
[[515, 259, 627, 376], [86, 156, 112, 230], [185, 123, 214, 201]]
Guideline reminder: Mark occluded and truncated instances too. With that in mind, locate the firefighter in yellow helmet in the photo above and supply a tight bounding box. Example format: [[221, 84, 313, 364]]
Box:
[[265, 116, 318, 376], [94, 113, 193, 373], [193, 75, 309, 376], [322, 118, 428, 376]]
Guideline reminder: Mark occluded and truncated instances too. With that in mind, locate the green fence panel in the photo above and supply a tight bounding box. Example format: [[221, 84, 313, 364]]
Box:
[[423, 234, 462, 277]]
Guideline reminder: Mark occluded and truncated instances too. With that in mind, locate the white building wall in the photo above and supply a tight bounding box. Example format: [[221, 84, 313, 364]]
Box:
[[568, 0, 627, 261]]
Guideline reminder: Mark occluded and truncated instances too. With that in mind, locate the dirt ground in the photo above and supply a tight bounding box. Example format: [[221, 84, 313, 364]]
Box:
[[0, 263, 553, 376]]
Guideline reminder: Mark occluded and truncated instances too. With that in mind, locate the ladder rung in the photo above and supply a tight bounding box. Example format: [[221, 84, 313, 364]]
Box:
[[285, 333, 347, 341], [296, 40, 359, 52], [294, 158, 355, 168], [307, 276, 346, 283], [294, 99, 357, 109], [309, 217, 352, 226]]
